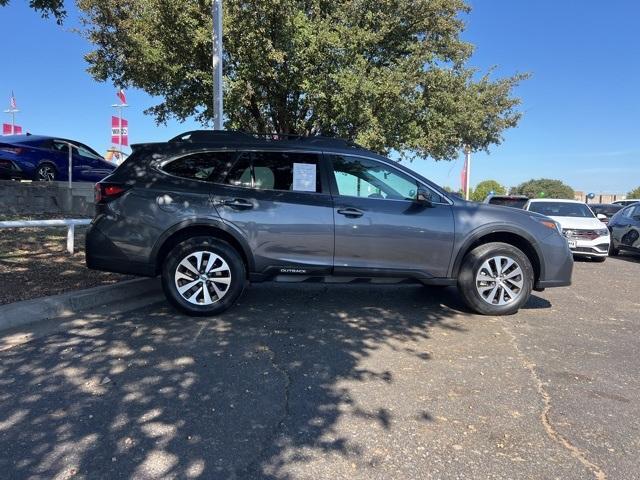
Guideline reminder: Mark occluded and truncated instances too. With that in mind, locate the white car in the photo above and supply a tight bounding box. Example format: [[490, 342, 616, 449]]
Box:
[[524, 199, 610, 262]]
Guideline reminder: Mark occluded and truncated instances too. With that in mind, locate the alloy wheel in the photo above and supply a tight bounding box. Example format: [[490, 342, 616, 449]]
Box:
[[475, 255, 524, 306], [37, 165, 56, 181], [174, 250, 232, 305]]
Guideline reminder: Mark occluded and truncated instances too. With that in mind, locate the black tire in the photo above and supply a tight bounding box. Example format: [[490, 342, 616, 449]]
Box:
[[457, 242, 534, 316], [161, 236, 246, 316], [35, 163, 57, 181], [609, 243, 619, 256], [591, 256, 607, 263]]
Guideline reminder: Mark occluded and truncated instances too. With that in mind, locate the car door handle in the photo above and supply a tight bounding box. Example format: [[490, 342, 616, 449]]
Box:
[[337, 208, 364, 218], [221, 199, 253, 209]]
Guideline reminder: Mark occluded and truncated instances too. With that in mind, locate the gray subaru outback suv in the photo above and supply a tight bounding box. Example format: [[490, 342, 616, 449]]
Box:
[[86, 130, 573, 316]]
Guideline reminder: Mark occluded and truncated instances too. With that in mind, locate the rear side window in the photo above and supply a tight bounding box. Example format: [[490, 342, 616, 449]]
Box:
[[224, 151, 322, 193], [162, 151, 237, 182]]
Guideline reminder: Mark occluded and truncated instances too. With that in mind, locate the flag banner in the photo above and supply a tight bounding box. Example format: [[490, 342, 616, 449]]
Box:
[[2, 123, 22, 135], [111, 116, 129, 146], [117, 89, 126, 105], [9, 91, 17, 110]]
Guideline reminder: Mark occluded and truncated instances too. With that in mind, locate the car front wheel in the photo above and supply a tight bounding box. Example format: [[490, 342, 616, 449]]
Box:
[[161, 236, 246, 316], [458, 242, 534, 316]]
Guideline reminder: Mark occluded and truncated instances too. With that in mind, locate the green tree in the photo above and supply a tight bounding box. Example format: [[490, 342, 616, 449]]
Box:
[[77, 0, 527, 159], [514, 179, 575, 199], [0, 0, 66, 23], [627, 186, 640, 198], [470, 179, 506, 202]]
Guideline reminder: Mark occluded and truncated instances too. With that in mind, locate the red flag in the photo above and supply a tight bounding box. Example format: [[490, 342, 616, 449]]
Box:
[[116, 89, 126, 104], [111, 116, 129, 146], [2, 123, 22, 135], [460, 156, 468, 196]]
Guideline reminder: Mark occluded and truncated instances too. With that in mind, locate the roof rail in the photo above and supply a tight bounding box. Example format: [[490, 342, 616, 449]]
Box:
[[168, 130, 255, 143], [168, 130, 364, 150]]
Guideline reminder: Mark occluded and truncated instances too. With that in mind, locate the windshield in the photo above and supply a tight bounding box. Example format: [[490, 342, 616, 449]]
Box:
[[488, 197, 528, 209], [528, 202, 595, 218]]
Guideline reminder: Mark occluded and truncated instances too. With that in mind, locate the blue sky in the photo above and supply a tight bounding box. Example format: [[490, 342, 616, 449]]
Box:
[[1, 0, 639, 193]]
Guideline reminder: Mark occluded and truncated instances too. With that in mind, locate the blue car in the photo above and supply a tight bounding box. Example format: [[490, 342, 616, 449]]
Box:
[[0, 134, 116, 182]]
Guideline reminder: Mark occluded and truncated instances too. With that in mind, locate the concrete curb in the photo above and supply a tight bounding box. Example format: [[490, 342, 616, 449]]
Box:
[[0, 278, 162, 332]]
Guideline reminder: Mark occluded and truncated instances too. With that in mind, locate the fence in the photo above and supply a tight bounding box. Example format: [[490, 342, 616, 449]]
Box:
[[0, 219, 91, 254]]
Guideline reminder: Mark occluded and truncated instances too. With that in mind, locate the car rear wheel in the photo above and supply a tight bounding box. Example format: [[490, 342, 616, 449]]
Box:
[[458, 242, 534, 316], [35, 163, 57, 181], [161, 236, 246, 316]]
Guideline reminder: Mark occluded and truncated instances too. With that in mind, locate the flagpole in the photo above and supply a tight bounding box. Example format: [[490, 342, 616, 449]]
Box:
[[464, 145, 471, 201]]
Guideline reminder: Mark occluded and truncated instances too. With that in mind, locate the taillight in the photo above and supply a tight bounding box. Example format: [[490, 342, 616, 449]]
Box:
[[95, 183, 128, 203]]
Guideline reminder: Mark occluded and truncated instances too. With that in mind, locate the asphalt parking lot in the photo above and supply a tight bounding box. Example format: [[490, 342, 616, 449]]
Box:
[[0, 254, 638, 480]]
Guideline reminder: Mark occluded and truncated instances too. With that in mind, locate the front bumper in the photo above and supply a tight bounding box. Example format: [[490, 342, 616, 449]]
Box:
[[567, 235, 610, 257], [534, 232, 574, 290]]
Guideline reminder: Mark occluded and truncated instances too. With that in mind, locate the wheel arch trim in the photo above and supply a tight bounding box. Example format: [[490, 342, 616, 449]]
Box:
[[449, 224, 545, 281], [150, 218, 255, 275]]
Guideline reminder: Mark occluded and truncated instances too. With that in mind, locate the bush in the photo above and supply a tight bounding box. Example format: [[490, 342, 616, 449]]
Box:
[[470, 180, 506, 202], [513, 178, 574, 199]]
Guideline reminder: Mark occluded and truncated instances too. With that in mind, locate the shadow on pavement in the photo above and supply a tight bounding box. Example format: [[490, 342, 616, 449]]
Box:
[[0, 282, 536, 478]]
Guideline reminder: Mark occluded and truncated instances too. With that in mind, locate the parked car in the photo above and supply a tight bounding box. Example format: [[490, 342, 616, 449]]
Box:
[[86, 130, 573, 317], [612, 199, 640, 207], [608, 203, 640, 257], [524, 199, 610, 262], [483, 194, 529, 209], [0, 134, 115, 182], [588, 203, 624, 224]]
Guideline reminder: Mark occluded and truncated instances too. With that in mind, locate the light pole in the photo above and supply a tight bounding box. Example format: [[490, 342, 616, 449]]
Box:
[[212, 0, 224, 130], [3, 107, 19, 134]]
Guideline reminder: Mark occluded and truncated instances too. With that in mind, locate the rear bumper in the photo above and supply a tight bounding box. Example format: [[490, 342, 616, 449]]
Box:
[[0, 160, 25, 179], [85, 223, 155, 277]]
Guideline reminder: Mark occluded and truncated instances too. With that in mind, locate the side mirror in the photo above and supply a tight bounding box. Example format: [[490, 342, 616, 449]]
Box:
[[416, 188, 433, 205], [597, 213, 607, 220]]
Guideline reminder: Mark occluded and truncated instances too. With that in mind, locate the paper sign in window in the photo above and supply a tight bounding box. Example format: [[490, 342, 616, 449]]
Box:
[[292, 163, 317, 192]]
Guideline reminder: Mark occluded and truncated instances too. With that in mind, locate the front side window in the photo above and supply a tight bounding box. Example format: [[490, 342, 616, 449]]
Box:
[[331, 155, 432, 201], [162, 151, 236, 182], [224, 151, 322, 193]]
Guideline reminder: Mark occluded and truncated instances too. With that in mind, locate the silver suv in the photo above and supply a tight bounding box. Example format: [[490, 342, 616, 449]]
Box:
[[86, 131, 573, 316]]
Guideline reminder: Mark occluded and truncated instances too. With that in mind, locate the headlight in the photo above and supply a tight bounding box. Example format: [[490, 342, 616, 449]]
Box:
[[596, 228, 609, 237], [531, 215, 562, 235]]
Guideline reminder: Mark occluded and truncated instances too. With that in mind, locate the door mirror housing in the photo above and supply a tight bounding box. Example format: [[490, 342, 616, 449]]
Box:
[[596, 213, 607, 220], [416, 188, 433, 205]]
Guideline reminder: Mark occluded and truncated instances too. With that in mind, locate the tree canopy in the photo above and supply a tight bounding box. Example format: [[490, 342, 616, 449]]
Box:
[[513, 178, 575, 200], [470, 179, 506, 202], [0, 0, 66, 23], [627, 186, 640, 198], [76, 0, 527, 159]]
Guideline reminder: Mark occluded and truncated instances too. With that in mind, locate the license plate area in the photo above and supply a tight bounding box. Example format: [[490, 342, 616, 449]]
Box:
[[567, 239, 577, 249]]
